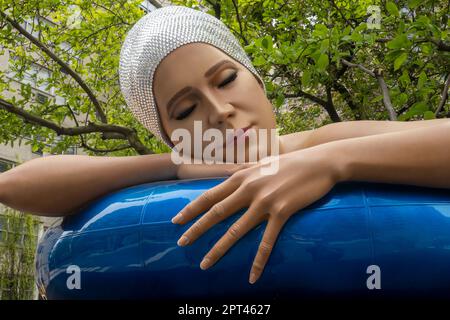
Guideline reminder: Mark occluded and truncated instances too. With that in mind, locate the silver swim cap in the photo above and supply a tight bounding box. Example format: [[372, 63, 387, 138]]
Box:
[[119, 5, 266, 148]]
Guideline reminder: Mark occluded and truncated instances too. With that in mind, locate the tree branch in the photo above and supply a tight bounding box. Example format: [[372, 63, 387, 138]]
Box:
[[435, 74, 450, 116], [0, 98, 153, 154], [0, 11, 108, 124], [341, 58, 375, 77], [376, 37, 450, 52], [283, 91, 328, 106], [341, 59, 397, 120], [329, 0, 355, 28], [91, 1, 130, 26], [375, 70, 397, 120], [79, 141, 132, 153], [429, 38, 450, 52], [325, 85, 341, 122], [333, 81, 362, 120], [397, 97, 417, 115], [205, 0, 221, 19], [282, 89, 342, 122], [70, 22, 125, 51], [230, 0, 248, 46]]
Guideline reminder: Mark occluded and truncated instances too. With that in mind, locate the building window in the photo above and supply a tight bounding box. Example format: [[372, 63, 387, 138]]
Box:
[[7, 58, 55, 96], [35, 92, 49, 105], [18, 16, 56, 40], [19, 18, 40, 39]]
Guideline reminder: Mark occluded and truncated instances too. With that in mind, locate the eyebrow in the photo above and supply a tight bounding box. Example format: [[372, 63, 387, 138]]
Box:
[[166, 59, 236, 114]]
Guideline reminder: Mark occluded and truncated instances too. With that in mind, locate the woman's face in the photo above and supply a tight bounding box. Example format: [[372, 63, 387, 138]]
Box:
[[153, 42, 277, 162]]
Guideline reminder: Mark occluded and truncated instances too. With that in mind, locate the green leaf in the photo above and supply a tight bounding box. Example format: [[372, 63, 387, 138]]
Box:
[[386, 2, 399, 17], [342, 26, 351, 36], [396, 93, 409, 106], [421, 43, 432, 54], [370, 95, 384, 103], [312, 24, 328, 38], [316, 54, 329, 72], [302, 69, 312, 86], [253, 56, 266, 66], [320, 39, 330, 53], [262, 38, 269, 49], [424, 111, 435, 119], [350, 32, 363, 43], [418, 71, 428, 89], [399, 70, 411, 86], [354, 23, 367, 33], [408, 0, 421, 9], [387, 34, 410, 50], [274, 49, 284, 60], [410, 101, 429, 114], [261, 36, 273, 50], [341, 35, 352, 42], [394, 52, 408, 70], [416, 16, 431, 25], [265, 81, 275, 92], [275, 94, 285, 108]]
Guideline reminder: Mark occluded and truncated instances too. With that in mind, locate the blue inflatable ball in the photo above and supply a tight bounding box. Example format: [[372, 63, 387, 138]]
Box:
[[35, 178, 450, 300]]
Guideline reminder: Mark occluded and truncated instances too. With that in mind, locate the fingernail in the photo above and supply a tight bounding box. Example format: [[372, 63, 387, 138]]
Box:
[[177, 236, 189, 246], [249, 272, 257, 284], [200, 258, 210, 270], [172, 213, 182, 224]]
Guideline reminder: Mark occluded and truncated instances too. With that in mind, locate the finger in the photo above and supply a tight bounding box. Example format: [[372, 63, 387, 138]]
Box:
[[177, 189, 248, 246], [199, 205, 268, 270], [248, 218, 286, 284], [172, 177, 240, 225]]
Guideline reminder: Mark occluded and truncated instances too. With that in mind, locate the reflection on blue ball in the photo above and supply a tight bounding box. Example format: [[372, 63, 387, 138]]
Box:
[[35, 178, 450, 299]]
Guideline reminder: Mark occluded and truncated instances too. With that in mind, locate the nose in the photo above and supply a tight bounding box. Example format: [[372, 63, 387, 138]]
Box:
[[205, 92, 235, 126]]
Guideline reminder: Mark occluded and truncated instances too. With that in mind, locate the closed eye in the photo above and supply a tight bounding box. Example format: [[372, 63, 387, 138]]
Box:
[[175, 104, 196, 120], [218, 71, 237, 88], [175, 72, 238, 120]]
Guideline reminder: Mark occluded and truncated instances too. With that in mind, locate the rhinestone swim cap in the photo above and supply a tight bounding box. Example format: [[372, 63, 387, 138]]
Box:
[[119, 5, 266, 148]]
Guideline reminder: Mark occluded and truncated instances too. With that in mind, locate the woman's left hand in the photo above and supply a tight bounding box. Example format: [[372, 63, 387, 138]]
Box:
[[171, 146, 343, 284]]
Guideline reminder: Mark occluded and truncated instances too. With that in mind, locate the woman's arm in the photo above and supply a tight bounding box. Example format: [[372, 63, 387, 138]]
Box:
[[0, 153, 177, 217], [327, 120, 450, 188], [172, 120, 450, 283], [301, 118, 450, 150]]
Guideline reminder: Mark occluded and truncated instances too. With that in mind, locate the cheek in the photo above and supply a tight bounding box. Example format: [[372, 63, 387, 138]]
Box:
[[236, 75, 272, 117], [239, 72, 263, 95], [230, 73, 265, 108]]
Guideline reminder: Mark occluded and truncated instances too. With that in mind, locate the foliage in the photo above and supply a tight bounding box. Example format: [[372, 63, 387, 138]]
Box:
[[0, 0, 170, 155], [0, 0, 448, 152], [0, 207, 39, 300], [177, 0, 449, 132]]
